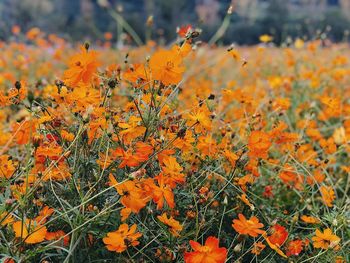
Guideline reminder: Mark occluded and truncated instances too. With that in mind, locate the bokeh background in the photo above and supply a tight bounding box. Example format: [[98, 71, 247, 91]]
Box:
[[0, 0, 350, 45]]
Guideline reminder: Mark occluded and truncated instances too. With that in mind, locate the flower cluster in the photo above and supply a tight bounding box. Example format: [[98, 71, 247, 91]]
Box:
[[0, 26, 348, 263]]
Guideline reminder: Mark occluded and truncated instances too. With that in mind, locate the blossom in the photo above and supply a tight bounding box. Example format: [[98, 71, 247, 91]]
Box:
[[260, 34, 273, 43], [267, 224, 288, 246], [232, 213, 264, 237], [150, 173, 175, 209], [186, 107, 212, 132], [278, 164, 303, 190], [103, 224, 142, 253], [45, 230, 70, 246], [114, 142, 153, 168], [319, 185, 335, 207], [286, 240, 303, 256], [0, 212, 14, 226], [177, 24, 192, 37], [157, 213, 183, 237], [312, 228, 340, 250], [13, 219, 47, 244], [248, 131, 272, 159], [251, 242, 266, 255], [294, 38, 305, 49], [0, 155, 17, 179], [184, 236, 227, 263], [300, 215, 320, 224], [109, 174, 149, 213], [149, 49, 185, 85], [263, 232, 287, 258], [63, 47, 100, 87]]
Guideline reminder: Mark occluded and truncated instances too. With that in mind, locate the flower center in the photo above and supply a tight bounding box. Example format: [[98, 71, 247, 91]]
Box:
[[199, 246, 211, 253], [166, 61, 174, 69]]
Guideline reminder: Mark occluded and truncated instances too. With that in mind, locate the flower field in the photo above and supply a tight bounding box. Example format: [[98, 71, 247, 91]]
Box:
[[0, 28, 349, 262]]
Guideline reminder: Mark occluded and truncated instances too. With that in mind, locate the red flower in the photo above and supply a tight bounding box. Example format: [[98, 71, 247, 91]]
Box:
[[268, 224, 288, 246], [286, 240, 304, 256], [263, 185, 274, 198], [177, 25, 192, 37]]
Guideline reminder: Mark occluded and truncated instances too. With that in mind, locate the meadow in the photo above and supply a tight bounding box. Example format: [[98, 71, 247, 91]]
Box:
[[0, 27, 349, 262]]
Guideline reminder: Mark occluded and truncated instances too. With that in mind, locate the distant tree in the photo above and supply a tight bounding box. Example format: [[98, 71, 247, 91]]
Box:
[[260, 0, 289, 44]]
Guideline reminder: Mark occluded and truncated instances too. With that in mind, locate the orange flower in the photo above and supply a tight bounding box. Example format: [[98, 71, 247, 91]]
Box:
[[13, 219, 47, 244], [238, 194, 254, 210], [157, 213, 183, 237], [161, 155, 185, 187], [300, 215, 320, 224], [26, 27, 41, 40], [149, 49, 185, 85], [0, 212, 14, 226], [151, 173, 175, 209], [335, 256, 345, 263], [232, 213, 264, 237], [251, 241, 266, 255], [186, 107, 212, 132], [12, 119, 37, 145], [228, 49, 240, 61], [0, 155, 17, 179], [286, 240, 303, 256], [36, 206, 54, 223], [109, 174, 149, 213], [267, 224, 288, 246], [104, 32, 113, 40], [118, 116, 146, 144], [319, 185, 335, 207], [12, 25, 21, 35], [184, 236, 227, 263], [63, 46, 100, 87], [278, 164, 303, 190], [248, 131, 272, 159], [312, 228, 340, 250], [122, 63, 148, 84], [114, 142, 153, 168], [120, 208, 132, 222], [45, 230, 70, 246], [103, 224, 142, 253], [262, 232, 288, 258]]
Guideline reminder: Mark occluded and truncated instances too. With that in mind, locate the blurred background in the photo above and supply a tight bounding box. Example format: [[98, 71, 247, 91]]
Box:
[[0, 0, 350, 45]]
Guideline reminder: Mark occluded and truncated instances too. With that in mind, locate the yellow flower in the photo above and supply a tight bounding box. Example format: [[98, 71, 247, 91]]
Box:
[[312, 228, 340, 250], [294, 38, 304, 49], [259, 34, 273, 43], [13, 219, 47, 244]]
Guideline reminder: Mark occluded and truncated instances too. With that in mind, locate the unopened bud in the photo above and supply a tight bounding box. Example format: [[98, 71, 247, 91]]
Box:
[[97, 0, 110, 8], [223, 196, 228, 206], [15, 80, 21, 90], [227, 5, 234, 15], [147, 16, 154, 26], [84, 42, 90, 51], [233, 243, 242, 252], [332, 219, 338, 226]]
